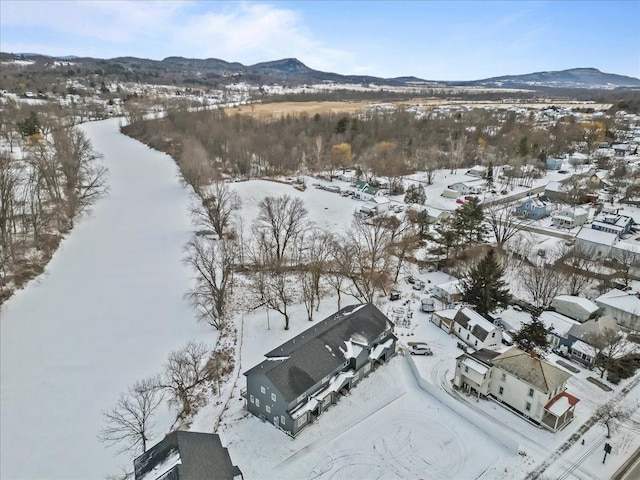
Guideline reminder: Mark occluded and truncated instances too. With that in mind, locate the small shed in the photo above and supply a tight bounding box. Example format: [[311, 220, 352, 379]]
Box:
[[595, 289, 640, 330]]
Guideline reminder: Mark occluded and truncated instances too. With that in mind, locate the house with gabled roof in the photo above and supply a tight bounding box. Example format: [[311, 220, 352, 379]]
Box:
[[452, 307, 503, 350], [490, 348, 579, 432], [550, 295, 600, 322], [596, 289, 640, 330], [353, 180, 383, 201], [242, 303, 397, 436], [514, 195, 553, 220], [133, 431, 242, 480]]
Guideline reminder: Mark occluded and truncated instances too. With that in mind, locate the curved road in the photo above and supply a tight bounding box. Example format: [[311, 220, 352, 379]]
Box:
[[0, 119, 214, 479]]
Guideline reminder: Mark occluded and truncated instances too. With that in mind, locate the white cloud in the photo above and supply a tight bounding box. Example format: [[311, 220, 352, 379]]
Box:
[[0, 1, 351, 70]]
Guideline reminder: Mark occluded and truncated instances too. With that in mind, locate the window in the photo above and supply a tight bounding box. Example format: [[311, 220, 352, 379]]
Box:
[[525, 402, 531, 412], [260, 386, 266, 395], [464, 366, 469, 373], [250, 395, 255, 404], [528, 388, 534, 397], [364, 363, 371, 374], [466, 334, 470, 340], [281, 415, 285, 425], [491, 332, 495, 338], [271, 393, 277, 402], [297, 417, 306, 427], [500, 373, 506, 382], [265, 405, 271, 413], [474, 340, 478, 346], [499, 386, 504, 395], [255, 398, 260, 407]]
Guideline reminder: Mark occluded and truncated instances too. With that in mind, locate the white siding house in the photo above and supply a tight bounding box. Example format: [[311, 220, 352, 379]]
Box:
[[453, 307, 503, 350], [550, 295, 600, 322], [489, 348, 578, 432], [595, 289, 640, 330]]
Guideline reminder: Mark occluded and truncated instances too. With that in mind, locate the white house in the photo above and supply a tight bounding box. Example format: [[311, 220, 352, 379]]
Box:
[[447, 179, 486, 195], [359, 196, 390, 215], [551, 208, 589, 229], [595, 289, 640, 330], [489, 348, 578, 432], [453, 349, 500, 396], [550, 295, 600, 323], [452, 307, 503, 350], [432, 280, 463, 306], [430, 308, 458, 333], [575, 227, 619, 258], [466, 165, 486, 177]]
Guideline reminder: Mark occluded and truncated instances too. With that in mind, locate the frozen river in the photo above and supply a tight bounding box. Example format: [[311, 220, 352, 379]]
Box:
[[0, 118, 214, 479]]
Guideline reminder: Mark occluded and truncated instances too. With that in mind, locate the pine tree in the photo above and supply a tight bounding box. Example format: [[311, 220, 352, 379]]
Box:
[[461, 249, 510, 315], [454, 197, 486, 244], [513, 312, 552, 353], [485, 163, 494, 187]]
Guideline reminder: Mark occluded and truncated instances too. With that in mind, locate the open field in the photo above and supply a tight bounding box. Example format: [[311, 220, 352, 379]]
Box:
[[228, 98, 613, 119]]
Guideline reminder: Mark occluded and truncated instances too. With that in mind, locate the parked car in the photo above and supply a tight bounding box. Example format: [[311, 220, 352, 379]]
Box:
[[389, 290, 401, 301], [394, 205, 405, 213], [456, 198, 466, 204], [413, 280, 426, 291], [464, 195, 475, 201], [408, 343, 433, 356], [405, 275, 416, 284], [558, 170, 569, 174]]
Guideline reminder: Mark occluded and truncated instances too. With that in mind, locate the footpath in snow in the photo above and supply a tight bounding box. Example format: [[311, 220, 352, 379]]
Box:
[[0, 118, 214, 479]]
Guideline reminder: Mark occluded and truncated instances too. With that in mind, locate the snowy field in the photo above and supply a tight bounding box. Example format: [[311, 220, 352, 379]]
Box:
[[0, 118, 216, 479]]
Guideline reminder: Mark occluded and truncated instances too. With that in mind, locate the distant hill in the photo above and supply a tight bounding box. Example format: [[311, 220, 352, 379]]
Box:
[[464, 68, 640, 89], [1, 52, 638, 90]]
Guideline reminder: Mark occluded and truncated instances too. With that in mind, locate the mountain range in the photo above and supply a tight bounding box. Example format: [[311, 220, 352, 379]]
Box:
[[2, 52, 639, 90]]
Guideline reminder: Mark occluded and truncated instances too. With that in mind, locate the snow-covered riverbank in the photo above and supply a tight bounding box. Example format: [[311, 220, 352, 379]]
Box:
[[0, 118, 214, 479]]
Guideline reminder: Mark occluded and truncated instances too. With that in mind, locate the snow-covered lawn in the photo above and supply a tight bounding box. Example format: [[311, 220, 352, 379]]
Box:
[[0, 118, 215, 479]]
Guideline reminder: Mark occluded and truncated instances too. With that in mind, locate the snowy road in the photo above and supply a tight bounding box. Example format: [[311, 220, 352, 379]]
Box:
[[0, 119, 214, 479]]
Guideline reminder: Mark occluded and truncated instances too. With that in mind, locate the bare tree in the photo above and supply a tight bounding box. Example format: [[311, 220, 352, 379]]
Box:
[[178, 136, 214, 195], [98, 378, 163, 456], [342, 214, 394, 304], [193, 181, 242, 239], [252, 194, 308, 265], [184, 237, 237, 330], [251, 253, 296, 330], [158, 341, 219, 419], [559, 245, 594, 296], [0, 152, 23, 257], [594, 402, 634, 438], [519, 264, 565, 310], [584, 328, 629, 379], [485, 202, 526, 249]]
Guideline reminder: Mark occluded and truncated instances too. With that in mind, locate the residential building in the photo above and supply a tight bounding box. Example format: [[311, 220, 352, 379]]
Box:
[[551, 208, 588, 229], [430, 308, 458, 333], [452, 307, 503, 350], [243, 304, 397, 436], [575, 227, 618, 258], [491, 348, 578, 431], [432, 279, 464, 306], [447, 179, 486, 195], [353, 180, 382, 201], [550, 295, 600, 322], [453, 349, 500, 396], [359, 196, 390, 215], [466, 165, 486, 177], [546, 157, 563, 170], [454, 347, 579, 432], [514, 195, 553, 220], [544, 181, 570, 202], [133, 431, 242, 480], [596, 289, 640, 330], [539, 311, 581, 349], [566, 315, 620, 366], [591, 211, 634, 235]]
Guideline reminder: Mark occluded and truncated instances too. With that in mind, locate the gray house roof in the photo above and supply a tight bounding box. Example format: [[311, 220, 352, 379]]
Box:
[[491, 347, 571, 394], [454, 308, 495, 341], [133, 431, 241, 480], [244, 304, 394, 402], [567, 315, 620, 342]]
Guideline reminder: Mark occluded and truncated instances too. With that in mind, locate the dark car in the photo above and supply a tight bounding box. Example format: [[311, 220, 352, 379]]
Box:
[[558, 170, 569, 174]]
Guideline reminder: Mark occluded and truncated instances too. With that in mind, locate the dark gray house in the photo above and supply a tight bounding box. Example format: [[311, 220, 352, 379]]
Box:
[[133, 431, 242, 480], [243, 303, 397, 436]]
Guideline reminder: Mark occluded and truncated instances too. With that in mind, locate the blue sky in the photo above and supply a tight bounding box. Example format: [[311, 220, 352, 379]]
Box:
[[1, 1, 638, 80]]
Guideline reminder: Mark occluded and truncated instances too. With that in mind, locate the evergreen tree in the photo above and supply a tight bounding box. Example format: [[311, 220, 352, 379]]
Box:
[[17, 111, 40, 137], [429, 218, 459, 260], [461, 249, 510, 315], [513, 312, 552, 353], [454, 197, 486, 244], [404, 183, 426, 204], [485, 163, 494, 187]]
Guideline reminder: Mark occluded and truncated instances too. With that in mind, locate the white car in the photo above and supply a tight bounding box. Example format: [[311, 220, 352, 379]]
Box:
[[408, 343, 433, 356]]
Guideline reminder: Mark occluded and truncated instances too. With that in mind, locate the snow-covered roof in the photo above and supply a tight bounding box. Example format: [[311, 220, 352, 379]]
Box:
[[596, 289, 640, 315], [369, 338, 395, 361], [552, 296, 600, 315], [575, 227, 618, 246], [545, 181, 568, 193], [435, 280, 463, 295], [570, 340, 596, 357], [540, 311, 580, 337], [545, 392, 580, 417], [491, 348, 572, 393], [454, 308, 497, 342], [462, 357, 488, 375]]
